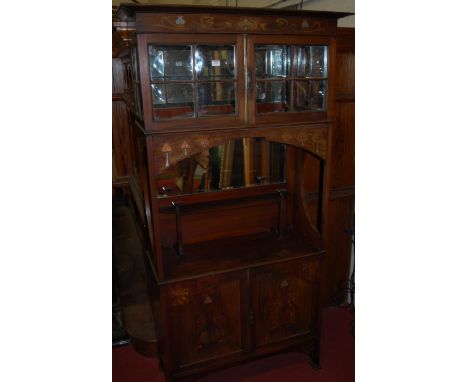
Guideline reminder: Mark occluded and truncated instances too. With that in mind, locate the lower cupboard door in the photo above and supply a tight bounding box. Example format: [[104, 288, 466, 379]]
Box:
[[162, 271, 246, 368], [251, 257, 321, 348]]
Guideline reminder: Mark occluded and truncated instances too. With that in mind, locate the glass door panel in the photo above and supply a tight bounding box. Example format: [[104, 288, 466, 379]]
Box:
[[294, 80, 327, 111], [295, 45, 327, 78], [256, 81, 290, 114], [195, 45, 236, 79], [195, 45, 237, 116], [151, 83, 194, 119], [294, 45, 328, 111], [148, 44, 237, 121], [255, 45, 291, 115], [149, 45, 193, 81], [248, 36, 330, 124], [197, 82, 236, 116], [255, 45, 290, 78]]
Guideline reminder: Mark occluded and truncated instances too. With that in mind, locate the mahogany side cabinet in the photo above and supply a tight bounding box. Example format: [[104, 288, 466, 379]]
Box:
[[113, 4, 352, 381]]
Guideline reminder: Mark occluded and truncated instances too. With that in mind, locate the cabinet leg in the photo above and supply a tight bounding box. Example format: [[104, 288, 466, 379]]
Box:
[[298, 340, 320, 370], [309, 350, 320, 370], [309, 339, 321, 370]]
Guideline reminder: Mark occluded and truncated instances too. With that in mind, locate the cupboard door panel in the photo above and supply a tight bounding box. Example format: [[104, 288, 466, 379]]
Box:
[[161, 271, 246, 368], [252, 257, 321, 347]]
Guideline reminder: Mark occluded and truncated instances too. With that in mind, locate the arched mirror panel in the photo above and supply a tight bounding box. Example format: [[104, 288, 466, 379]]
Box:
[[156, 138, 286, 198]]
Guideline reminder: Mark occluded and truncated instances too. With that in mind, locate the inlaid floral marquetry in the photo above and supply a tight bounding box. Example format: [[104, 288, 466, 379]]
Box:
[[297, 132, 308, 147], [161, 143, 172, 153], [271, 126, 328, 158], [170, 287, 190, 307], [269, 291, 298, 330], [137, 13, 336, 35], [175, 15, 185, 25], [161, 143, 172, 168], [199, 138, 209, 149], [153, 125, 329, 173], [238, 17, 257, 31], [181, 141, 191, 157]]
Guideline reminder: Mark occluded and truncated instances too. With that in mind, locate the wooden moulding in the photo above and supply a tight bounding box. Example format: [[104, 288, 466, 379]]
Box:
[[114, 5, 351, 36], [135, 12, 337, 36]]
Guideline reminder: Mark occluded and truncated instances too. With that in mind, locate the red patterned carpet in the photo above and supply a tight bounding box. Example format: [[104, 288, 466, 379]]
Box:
[[113, 306, 354, 382]]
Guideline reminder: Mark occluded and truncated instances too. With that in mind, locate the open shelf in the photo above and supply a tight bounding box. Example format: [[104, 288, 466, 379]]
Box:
[[158, 190, 285, 214], [162, 229, 324, 282]]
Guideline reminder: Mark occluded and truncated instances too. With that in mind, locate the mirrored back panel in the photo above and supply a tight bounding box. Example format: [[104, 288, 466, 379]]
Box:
[[156, 138, 286, 197]]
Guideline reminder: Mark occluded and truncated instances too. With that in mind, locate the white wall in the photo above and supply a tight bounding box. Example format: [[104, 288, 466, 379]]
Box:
[[300, 0, 354, 27]]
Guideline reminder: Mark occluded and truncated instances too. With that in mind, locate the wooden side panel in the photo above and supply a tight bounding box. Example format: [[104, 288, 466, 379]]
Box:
[[301, 151, 321, 234], [112, 56, 134, 179], [308, 28, 354, 305], [330, 101, 354, 189], [112, 102, 133, 178], [331, 38, 354, 189], [335, 49, 355, 96], [321, 195, 354, 305], [161, 272, 247, 368], [251, 256, 321, 348]]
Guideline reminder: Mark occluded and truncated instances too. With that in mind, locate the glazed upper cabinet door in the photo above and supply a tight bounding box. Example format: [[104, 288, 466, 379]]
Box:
[[251, 256, 321, 348], [138, 33, 245, 132], [246, 35, 334, 125], [161, 271, 248, 368]]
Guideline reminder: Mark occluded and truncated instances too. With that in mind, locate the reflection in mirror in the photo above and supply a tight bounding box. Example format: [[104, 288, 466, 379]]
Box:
[[157, 138, 286, 197]]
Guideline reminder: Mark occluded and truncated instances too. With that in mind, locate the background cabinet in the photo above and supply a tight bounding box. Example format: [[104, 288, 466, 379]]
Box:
[[113, 4, 353, 382]]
